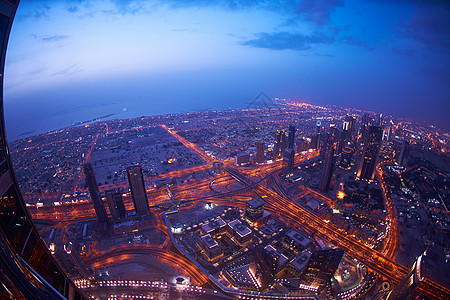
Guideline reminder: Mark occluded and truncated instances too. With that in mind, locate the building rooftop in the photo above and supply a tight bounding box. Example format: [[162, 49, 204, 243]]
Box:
[[264, 244, 288, 267], [228, 219, 252, 238], [246, 198, 264, 209], [200, 234, 219, 250], [290, 250, 312, 272], [285, 228, 311, 248], [201, 217, 226, 234]]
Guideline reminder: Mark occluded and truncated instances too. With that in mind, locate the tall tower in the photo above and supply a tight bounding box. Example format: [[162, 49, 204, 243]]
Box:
[[105, 189, 126, 220], [283, 148, 295, 176], [288, 125, 296, 149], [273, 129, 286, 159], [360, 114, 373, 145], [397, 139, 410, 167], [126, 165, 149, 215], [255, 142, 265, 164], [83, 163, 108, 223], [339, 147, 354, 169], [386, 253, 425, 300], [319, 146, 335, 192], [342, 115, 355, 142], [356, 125, 382, 181]]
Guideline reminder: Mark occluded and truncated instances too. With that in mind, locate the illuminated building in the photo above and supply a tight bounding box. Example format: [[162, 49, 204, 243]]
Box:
[[282, 125, 296, 176], [227, 219, 252, 246], [235, 153, 250, 165], [319, 145, 335, 192], [386, 253, 424, 300], [342, 115, 355, 141], [283, 148, 295, 176], [310, 134, 320, 150], [199, 234, 222, 261], [105, 189, 126, 220], [356, 125, 382, 181], [249, 245, 279, 290], [288, 125, 296, 149], [298, 249, 344, 292], [201, 217, 227, 235], [329, 124, 340, 144], [245, 198, 264, 222], [383, 126, 392, 141], [255, 142, 264, 164], [283, 228, 311, 255], [126, 165, 149, 215], [286, 249, 312, 277], [297, 138, 309, 152], [83, 163, 109, 223], [339, 147, 354, 169], [0, 2, 86, 298], [264, 244, 288, 270], [273, 129, 286, 159], [396, 138, 410, 167]]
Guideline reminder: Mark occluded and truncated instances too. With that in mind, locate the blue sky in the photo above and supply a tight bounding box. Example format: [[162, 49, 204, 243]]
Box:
[[4, 0, 450, 139]]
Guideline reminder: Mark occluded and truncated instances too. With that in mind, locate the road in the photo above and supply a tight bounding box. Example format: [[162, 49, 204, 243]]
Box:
[[225, 166, 449, 300]]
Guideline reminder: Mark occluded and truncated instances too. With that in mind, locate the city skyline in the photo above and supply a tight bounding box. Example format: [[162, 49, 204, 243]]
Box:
[[3, 0, 450, 141]]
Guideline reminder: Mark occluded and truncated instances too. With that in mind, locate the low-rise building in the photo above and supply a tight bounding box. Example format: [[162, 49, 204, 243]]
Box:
[[283, 228, 311, 254]]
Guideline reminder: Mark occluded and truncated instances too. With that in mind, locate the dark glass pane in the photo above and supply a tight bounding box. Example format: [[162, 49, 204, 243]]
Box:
[[0, 186, 31, 251]]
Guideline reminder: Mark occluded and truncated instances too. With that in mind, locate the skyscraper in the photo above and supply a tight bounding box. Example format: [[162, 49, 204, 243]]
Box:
[[339, 147, 354, 169], [386, 253, 424, 300], [310, 134, 319, 150], [255, 142, 265, 164], [83, 163, 109, 223], [249, 245, 279, 290], [283, 148, 295, 176], [342, 115, 355, 141], [126, 165, 149, 215], [319, 146, 335, 192], [356, 125, 382, 181], [397, 139, 410, 167], [360, 114, 373, 145], [273, 129, 287, 159], [105, 189, 126, 220], [299, 249, 344, 292], [288, 125, 296, 149]]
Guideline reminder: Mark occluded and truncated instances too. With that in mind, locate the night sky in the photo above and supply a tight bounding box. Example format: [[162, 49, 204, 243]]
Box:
[[4, 0, 450, 139]]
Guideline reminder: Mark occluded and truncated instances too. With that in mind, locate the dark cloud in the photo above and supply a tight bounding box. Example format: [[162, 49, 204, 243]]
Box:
[[40, 35, 69, 42], [368, 0, 450, 52], [293, 0, 344, 26], [398, 6, 450, 52], [66, 6, 79, 13], [31, 34, 69, 42], [19, 3, 51, 19], [240, 31, 334, 51], [240, 31, 373, 52], [108, 0, 144, 15], [162, 0, 343, 26]]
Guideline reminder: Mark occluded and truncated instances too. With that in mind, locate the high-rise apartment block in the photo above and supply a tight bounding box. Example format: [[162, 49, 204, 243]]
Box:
[[319, 146, 335, 192], [83, 163, 108, 223], [288, 125, 296, 149], [356, 125, 382, 181], [255, 142, 265, 164], [273, 129, 287, 159], [126, 165, 149, 215], [105, 189, 126, 220]]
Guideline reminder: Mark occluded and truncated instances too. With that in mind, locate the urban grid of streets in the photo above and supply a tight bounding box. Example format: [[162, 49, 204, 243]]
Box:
[[9, 101, 450, 299]]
